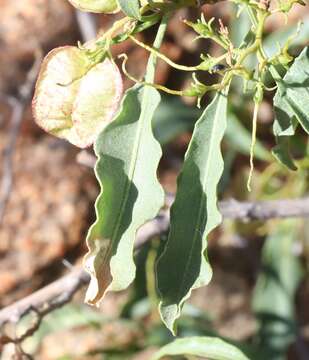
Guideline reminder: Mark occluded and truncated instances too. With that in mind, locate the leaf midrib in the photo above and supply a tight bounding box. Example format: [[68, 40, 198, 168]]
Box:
[[101, 87, 154, 277], [175, 93, 225, 304]]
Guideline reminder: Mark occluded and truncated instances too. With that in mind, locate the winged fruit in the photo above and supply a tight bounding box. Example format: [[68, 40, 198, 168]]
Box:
[[32, 46, 123, 148]]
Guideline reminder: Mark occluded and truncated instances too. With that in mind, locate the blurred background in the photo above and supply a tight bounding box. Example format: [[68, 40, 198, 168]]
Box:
[[0, 0, 309, 359]]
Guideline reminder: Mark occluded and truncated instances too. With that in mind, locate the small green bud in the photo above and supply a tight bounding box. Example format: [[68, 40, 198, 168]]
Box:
[[183, 83, 207, 97], [254, 83, 264, 104], [232, 67, 253, 81], [183, 16, 215, 38], [278, 0, 305, 13], [198, 55, 221, 71], [184, 80, 208, 98], [271, 43, 294, 67], [277, 52, 294, 66]]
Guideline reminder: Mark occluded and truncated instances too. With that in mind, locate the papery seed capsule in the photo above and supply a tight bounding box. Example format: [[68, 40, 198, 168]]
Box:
[[32, 46, 123, 148], [67, 0, 119, 13]]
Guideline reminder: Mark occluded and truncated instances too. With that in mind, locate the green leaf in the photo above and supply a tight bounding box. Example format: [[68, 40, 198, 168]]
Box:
[[264, 18, 309, 58], [270, 47, 309, 169], [272, 138, 297, 171], [118, 0, 141, 19], [156, 88, 229, 334], [151, 336, 250, 360], [84, 17, 168, 305], [32, 46, 123, 148], [84, 84, 164, 305], [67, 0, 119, 13], [273, 47, 309, 135], [153, 96, 199, 145], [225, 111, 271, 162], [153, 98, 271, 162], [253, 220, 303, 359], [230, 5, 251, 47]]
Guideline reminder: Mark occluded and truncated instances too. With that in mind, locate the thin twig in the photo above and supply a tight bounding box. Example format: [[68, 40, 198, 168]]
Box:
[[0, 53, 42, 226], [76, 150, 96, 168], [0, 97, 24, 225], [77, 155, 309, 219], [219, 197, 309, 220], [0, 269, 88, 345], [1, 195, 309, 331], [75, 9, 97, 42]]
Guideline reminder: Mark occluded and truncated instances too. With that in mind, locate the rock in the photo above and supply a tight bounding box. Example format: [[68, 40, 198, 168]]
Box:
[[0, 0, 75, 92], [0, 133, 97, 305]]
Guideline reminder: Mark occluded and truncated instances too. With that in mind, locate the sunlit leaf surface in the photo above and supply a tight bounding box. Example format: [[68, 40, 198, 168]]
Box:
[[151, 336, 250, 360], [83, 16, 168, 305]]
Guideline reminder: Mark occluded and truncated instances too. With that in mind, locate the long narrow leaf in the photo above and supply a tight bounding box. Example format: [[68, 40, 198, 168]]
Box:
[[156, 88, 229, 333], [83, 18, 168, 305], [253, 220, 303, 359], [151, 336, 250, 360]]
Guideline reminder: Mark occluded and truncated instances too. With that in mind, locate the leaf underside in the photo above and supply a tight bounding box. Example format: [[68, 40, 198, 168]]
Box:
[[156, 88, 229, 334], [84, 84, 164, 305], [151, 336, 250, 360]]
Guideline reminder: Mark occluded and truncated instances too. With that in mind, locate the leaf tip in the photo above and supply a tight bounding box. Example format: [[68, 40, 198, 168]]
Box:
[[83, 237, 113, 306], [272, 144, 298, 171], [159, 302, 180, 336]]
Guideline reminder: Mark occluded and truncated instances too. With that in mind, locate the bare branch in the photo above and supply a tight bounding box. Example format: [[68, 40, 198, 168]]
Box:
[[75, 9, 97, 42], [0, 53, 42, 226], [77, 155, 309, 220], [1, 195, 309, 334], [76, 150, 97, 168], [0, 269, 88, 347], [219, 197, 309, 220], [136, 196, 309, 247]]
